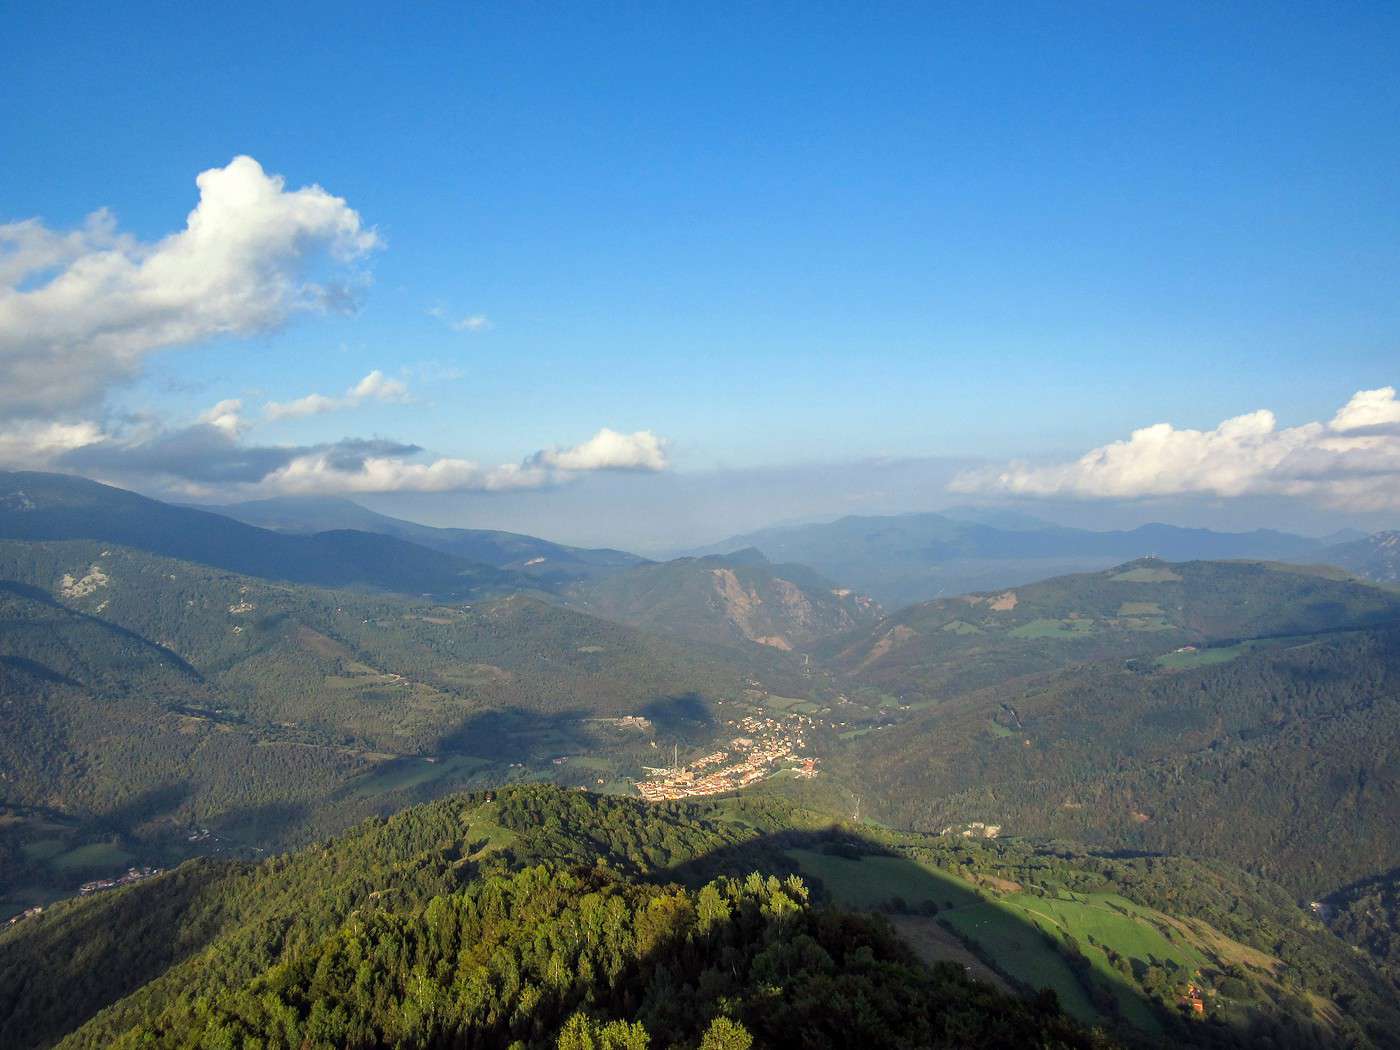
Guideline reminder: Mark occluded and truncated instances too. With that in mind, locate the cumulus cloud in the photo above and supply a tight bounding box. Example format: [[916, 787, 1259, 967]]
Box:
[[265, 369, 409, 420], [1330, 385, 1400, 436], [530, 428, 669, 472], [0, 155, 378, 415], [197, 398, 248, 437], [952, 386, 1400, 510]]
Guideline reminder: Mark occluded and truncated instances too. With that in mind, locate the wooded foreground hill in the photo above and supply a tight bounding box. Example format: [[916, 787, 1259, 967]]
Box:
[[2, 785, 1393, 1050]]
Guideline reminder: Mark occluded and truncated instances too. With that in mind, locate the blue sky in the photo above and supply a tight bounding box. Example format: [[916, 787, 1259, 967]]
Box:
[[3, 3, 1398, 544]]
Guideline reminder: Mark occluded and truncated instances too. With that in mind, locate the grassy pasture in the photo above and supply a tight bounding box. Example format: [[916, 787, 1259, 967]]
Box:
[[343, 754, 492, 798], [1110, 566, 1182, 582], [761, 695, 807, 712], [1009, 618, 1097, 640], [50, 842, 134, 872], [939, 899, 1102, 1022], [789, 848, 1226, 1034], [1155, 643, 1252, 670], [1117, 602, 1163, 615], [941, 620, 984, 635], [19, 839, 66, 863]]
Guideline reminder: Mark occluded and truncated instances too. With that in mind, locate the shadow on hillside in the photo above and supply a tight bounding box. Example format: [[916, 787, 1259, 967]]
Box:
[[0, 579, 62, 605], [435, 705, 601, 762], [434, 694, 721, 764], [646, 824, 1286, 1048], [0, 653, 81, 687], [641, 692, 716, 734], [85, 782, 193, 838], [208, 799, 311, 849]]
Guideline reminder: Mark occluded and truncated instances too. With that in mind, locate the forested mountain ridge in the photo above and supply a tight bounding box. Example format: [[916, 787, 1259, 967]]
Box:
[[691, 511, 1336, 606], [0, 787, 1097, 1050], [206, 494, 646, 584], [564, 549, 881, 651], [0, 472, 535, 599], [827, 557, 1400, 702], [845, 622, 1400, 897], [2, 785, 1392, 1050]]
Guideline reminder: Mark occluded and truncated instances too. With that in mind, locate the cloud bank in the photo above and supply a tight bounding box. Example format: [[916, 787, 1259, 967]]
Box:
[[0, 155, 378, 415], [952, 386, 1400, 510], [259, 427, 669, 496], [37, 415, 669, 498]]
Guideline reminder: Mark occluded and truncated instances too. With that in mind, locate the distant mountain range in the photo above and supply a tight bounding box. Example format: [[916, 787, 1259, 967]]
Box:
[[203, 496, 881, 652], [0, 473, 533, 600], [205, 495, 644, 583], [691, 509, 1381, 607]]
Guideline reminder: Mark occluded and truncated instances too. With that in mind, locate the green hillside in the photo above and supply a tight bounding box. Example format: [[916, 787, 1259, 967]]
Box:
[[0, 787, 1102, 1050], [846, 623, 1400, 897], [566, 550, 881, 651], [827, 558, 1400, 703], [3, 785, 1391, 1050]]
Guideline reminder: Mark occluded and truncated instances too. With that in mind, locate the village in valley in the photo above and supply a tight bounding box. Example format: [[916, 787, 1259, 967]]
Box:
[[634, 709, 820, 802]]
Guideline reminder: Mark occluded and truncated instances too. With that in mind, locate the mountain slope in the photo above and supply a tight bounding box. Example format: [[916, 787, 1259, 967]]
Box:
[[0, 538, 808, 909], [207, 494, 645, 583], [695, 512, 1331, 606], [566, 550, 881, 650], [847, 623, 1400, 897], [0, 472, 532, 599], [1317, 531, 1400, 584], [0, 787, 1099, 1050], [3, 786, 1392, 1050], [828, 557, 1400, 702]]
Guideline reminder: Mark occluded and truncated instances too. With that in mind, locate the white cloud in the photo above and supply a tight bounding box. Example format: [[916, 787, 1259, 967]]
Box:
[[349, 370, 408, 401], [261, 453, 547, 495], [428, 306, 491, 332], [262, 427, 669, 495], [0, 418, 108, 467], [531, 428, 669, 472], [265, 369, 409, 419], [0, 155, 378, 415], [263, 393, 341, 420], [197, 398, 247, 437], [952, 386, 1400, 510], [1, 410, 672, 498], [1331, 385, 1400, 435]]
